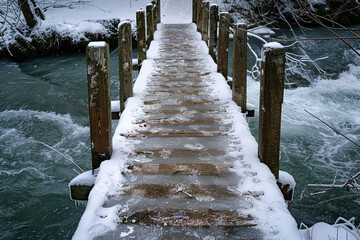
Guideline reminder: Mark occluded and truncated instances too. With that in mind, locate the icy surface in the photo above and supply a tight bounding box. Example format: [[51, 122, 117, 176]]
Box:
[[263, 42, 284, 49], [278, 170, 296, 189], [73, 2, 300, 239], [69, 170, 96, 187], [161, 0, 192, 24], [87, 42, 107, 48]]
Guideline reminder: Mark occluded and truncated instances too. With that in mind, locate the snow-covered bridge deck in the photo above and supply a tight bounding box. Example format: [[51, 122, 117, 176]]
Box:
[[72, 23, 298, 239]]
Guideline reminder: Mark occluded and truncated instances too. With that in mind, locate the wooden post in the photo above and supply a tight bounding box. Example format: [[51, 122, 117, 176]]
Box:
[[146, 4, 154, 49], [118, 21, 133, 113], [258, 42, 285, 179], [201, 1, 209, 44], [151, 1, 157, 31], [192, 0, 197, 23], [217, 12, 230, 79], [86, 42, 112, 171], [196, 0, 202, 32], [232, 23, 247, 113], [209, 4, 218, 62], [136, 10, 146, 67], [156, 0, 161, 23]]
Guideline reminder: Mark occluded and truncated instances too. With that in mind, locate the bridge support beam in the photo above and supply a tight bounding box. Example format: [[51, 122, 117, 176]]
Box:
[[86, 42, 113, 171], [118, 21, 133, 113], [258, 42, 285, 179], [217, 12, 230, 79]]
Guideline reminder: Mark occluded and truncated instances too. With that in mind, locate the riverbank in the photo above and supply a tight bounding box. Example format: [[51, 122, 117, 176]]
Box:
[[1, 0, 359, 60], [0, 0, 149, 60]]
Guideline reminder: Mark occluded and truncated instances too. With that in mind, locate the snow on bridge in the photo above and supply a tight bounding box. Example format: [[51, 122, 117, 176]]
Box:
[[70, 0, 300, 239]]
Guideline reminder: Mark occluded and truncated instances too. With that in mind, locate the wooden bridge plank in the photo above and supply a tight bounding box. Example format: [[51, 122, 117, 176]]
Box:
[[119, 209, 256, 227]]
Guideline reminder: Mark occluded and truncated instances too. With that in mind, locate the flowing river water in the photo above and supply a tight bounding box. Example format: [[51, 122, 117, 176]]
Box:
[[0, 27, 359, 239]]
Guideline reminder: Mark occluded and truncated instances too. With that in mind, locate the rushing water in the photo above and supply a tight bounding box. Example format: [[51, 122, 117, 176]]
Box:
[[0, 27, 359, 238]]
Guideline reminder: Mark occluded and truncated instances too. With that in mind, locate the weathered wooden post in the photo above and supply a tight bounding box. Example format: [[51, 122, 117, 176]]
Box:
[[217, 12, 230, 79], [192, 0, 197, 23], [258, 42, 285, 179], [136, 10, 146, 67], [201, 1, 209, 44], [151, 1, 157, 31], [209, 4, 218, 62], [86, 42, 112, 171], [196, 0, 202, 32], [155, 0, 161, 24], [146, 3, 154, 49], [118, 22, 133, 112], [232, 23, 247, 113]]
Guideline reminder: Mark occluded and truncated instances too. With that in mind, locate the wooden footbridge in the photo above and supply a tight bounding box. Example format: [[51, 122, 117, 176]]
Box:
[[70, 1, 299, 239]]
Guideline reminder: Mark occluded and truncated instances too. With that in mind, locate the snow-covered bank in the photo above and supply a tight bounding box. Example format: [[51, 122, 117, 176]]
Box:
[[0, 0, 151, 59]]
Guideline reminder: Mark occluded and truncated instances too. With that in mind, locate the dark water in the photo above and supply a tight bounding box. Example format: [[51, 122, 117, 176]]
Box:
[[244, 26, 360, 227], [0, 27, 359, 239]]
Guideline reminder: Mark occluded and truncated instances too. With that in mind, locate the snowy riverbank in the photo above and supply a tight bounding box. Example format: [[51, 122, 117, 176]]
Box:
[[0, 0, 151, 59]]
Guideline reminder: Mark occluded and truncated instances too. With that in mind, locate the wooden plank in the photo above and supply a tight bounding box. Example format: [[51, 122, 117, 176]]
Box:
[[86, 42, 112, 170], [70, 185, 94, 201], [119, 184, 239, 198], [134, 130, 229, 137], [127, 163, 229, 175], [132, 149, 227, 158], [120, 209, 256, 227]]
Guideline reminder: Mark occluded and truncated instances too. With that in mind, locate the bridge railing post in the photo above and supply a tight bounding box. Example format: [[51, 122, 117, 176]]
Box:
[[232, 23, 247, 113], [86, 41, 112, 171], [146, 3, 154, 49], [136, 10, 146, 67], [118, 21, 133, 113], [192, 0, 197, 23], [258, 42, 285, 179], [209, 4, 218, 62], [151, 1, 157, 31], [201, 1, 209, 44], [157, 0, 161, 23], [217, 12, 230, 79], [196, 0, 202, 32]]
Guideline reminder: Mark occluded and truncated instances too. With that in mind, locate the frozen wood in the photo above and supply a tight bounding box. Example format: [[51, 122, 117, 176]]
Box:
[[217, 12, 230, 79], [192, 0, 197, 23], [232, 23, 247, 112], [146, 4, 154, 49], [86, 42, 113, 170], [136, 10, 146, 66], [258, 43, 285, 179], [209, 4, 218, 62], [201, 1, 209, 44], [118, 22, 133, 112]]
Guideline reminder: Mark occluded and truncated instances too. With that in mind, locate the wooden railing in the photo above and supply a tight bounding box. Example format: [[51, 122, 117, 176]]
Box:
[[86, 0, 160, 171], [86, 0, 285, 180], [193, 0, 285, 179]]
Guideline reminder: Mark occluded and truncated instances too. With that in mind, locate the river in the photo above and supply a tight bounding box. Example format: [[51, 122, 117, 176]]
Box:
[[0, 26, 359, 238]]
